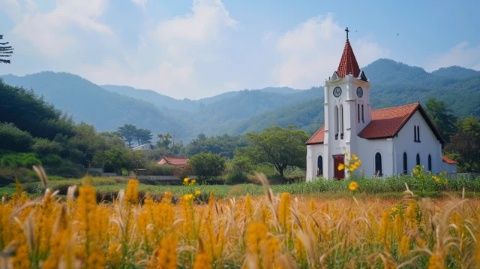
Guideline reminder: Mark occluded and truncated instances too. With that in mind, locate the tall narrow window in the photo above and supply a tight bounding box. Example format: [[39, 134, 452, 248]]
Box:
[[375, 152, 383, 177], [361, 104, 364, 123], [414, 126, 417, 141], [334, 106, 339, 140], [403, 152, 408, 174], [428, 154, 432, 171], [317, 156, 323, 176], [417, 126, 420, 142], [357, 104, 360, 123], [416, 154, 420, 166], [340, 105, 344, 139]]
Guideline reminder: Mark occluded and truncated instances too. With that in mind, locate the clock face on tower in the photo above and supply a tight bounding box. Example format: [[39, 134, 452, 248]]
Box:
[[333, 87, 342, 97], [356, 87, 363, 98]]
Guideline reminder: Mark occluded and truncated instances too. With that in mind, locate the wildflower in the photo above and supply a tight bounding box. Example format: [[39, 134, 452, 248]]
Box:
[[348, 181, 359, 192], [193, 252, 212, 269], [277, 192, 291, 231], [125, 179, 139, 204], [148, 235, 177, 269], [337, 163, 345, 171], [183, 194, 194, 202], [183, 177, 190, 185], [194, 189, 202, 197]]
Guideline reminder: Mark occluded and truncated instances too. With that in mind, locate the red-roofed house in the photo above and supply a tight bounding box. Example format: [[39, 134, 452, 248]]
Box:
[[306, 28, 456, 180], [157, 156, 189, 167]]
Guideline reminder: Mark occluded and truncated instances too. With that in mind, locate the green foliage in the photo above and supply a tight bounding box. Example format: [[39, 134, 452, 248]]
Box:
[[186, 134, 247, 158], [446, 116, 480, 172], [142, 162, 175, 176], [225, 155, 254, 184], [0, 122, 33, 151], [425, 98, 457, 141], [242, 126, 309, 177], [0, 152, 41, 168], [189, 152, 226, 181], [117, 124, 152, 147], [0, 81, 74, 140]]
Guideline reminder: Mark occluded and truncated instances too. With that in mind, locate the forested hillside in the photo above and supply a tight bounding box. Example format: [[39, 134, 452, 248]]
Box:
[[2, 59, 479, 140]]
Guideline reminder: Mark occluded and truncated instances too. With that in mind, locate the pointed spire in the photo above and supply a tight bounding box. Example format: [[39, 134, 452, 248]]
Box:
[[336, 27, 360, 78]]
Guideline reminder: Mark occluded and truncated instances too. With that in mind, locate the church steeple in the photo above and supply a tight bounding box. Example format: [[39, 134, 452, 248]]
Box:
[[337, 27, 360, 78]]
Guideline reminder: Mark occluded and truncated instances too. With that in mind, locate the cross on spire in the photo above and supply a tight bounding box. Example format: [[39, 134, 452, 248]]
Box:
[[345, 27, 349, 40]]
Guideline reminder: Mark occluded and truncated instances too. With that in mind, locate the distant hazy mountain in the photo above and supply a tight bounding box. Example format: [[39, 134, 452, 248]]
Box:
[[432, 66, 480, 80], [1, 72, 186, 138], [1, 59, 479, 141]]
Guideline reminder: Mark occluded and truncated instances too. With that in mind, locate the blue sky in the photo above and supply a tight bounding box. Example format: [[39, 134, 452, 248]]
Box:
[[0, 0, 479, 99]]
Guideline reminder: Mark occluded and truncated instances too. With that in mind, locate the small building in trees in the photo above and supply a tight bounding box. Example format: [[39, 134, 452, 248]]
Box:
[[306, 29, 457, 180], [157, 156, 189, 167]]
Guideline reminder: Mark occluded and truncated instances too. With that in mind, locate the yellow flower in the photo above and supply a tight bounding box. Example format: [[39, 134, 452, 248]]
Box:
[[191, 179, 196, 185], [183, 194, 194, 202], [194, 189, 201, 197], [337, 163, 345, 171], [348, 181, 359, 191]]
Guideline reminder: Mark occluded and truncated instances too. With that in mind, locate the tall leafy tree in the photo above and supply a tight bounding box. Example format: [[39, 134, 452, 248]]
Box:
[[189, 152, 225, 181], [117, 124, 137, 147], [242, 126, 308, 177], [136, 128, 152, 145], [425, 98, 458, 142], [446, 116, 480, 172]]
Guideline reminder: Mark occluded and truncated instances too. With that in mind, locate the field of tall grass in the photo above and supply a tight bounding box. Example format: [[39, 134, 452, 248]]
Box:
[[0, 174, 479, 268]]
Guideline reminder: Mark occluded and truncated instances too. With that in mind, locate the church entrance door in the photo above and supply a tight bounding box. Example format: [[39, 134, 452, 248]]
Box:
[[333, 154, 345, 180]]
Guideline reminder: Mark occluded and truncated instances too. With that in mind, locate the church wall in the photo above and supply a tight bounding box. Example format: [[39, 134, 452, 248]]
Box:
[[306, 144, 326, 181], [354, 138, 394, 177], [393, 111, 444, 174]]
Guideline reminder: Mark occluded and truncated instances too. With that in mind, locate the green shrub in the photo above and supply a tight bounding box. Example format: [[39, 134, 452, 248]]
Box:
[[142, 162, 175, 175], [0, 122, 34, 152], [189, 152, 225, 182], [0, 152, 41, 168]]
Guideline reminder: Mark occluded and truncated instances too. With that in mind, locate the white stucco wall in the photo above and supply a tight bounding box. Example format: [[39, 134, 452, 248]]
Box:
[[306, 144, 326, 181], [392, 111, 444, 174], [353, 138, 394, 177]]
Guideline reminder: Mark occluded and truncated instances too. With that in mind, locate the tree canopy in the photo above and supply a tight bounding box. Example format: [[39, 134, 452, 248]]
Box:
[[241, 126, 308, 177]]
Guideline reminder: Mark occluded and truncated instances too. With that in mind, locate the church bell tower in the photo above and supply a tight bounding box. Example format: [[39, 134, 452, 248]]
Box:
[[323, 28, 371, 178]]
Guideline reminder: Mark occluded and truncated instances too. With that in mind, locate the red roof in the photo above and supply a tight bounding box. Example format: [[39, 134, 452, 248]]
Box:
[[307, 103, 444, 145], [158, 156, 188, 166], [337, 39, 360, 78], [358, 102, 444, 143], [442, 156, 457, 165], [306, 127, 325, 145]]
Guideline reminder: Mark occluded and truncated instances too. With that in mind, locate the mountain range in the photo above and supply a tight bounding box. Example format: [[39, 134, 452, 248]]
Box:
[[1, 58, 479, 141]]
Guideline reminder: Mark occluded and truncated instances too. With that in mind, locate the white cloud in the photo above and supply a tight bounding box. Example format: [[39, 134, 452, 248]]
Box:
[[10, 0, 112, 58], [427, 42, 480, 71], [80, 0, 236, 98], [131, 0, 148, 10], [272, 14, 388, 88]]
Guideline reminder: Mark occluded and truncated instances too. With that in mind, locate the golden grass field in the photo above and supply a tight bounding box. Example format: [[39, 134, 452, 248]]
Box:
[[0, 178, 479, 269]]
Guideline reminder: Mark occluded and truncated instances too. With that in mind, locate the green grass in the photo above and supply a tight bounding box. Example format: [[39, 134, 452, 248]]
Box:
[[1, 174, 479, 200]]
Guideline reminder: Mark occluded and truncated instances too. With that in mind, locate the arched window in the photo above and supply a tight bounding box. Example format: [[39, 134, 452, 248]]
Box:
[[340, 105, 344, 139], [317, 156, 323, 176], [413, 126, 417, 141], [375, 152, 383, 177], [403, 152, 408, 174], [361, 104, 365, 123], [416, 153, 420, 166], [357, 104, 360, 123], [428, 154, 432, 171], [334, 106, 339, 140]]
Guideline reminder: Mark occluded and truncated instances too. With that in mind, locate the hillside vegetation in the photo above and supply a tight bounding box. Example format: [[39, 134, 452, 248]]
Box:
[[3, 59, 479, 140]]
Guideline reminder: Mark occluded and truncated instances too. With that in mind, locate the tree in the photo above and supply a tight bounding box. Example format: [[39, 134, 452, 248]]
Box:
[[0, 122, 33, 152], [445, 116, 480, 172], [425, 98, 458, 142], [189, 152, 225, 181], [136, 128, 152, 145], [242, 126, 308, 178], [0, 35, 13, 64], [185, 134, 247, 158], [117, 124, 137, 147]]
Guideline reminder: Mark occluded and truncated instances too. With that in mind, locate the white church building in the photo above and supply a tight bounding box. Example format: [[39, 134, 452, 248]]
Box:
[[306, 30, 457, 180]]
